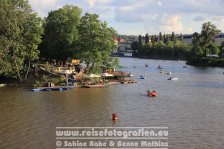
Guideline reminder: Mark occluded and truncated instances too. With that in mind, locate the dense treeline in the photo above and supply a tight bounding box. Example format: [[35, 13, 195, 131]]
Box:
[[132, 22, 224, 65], [132, 32, 191, 60], [0, 0, 117, 81], [187, 22, 224, 66]]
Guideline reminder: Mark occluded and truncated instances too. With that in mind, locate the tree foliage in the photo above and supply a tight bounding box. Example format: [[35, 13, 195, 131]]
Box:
[[0, 0, 43, 81], [145, 33, 149, 44], [190, 22, 221, 58], [135, 32, 190, 59], [136, 40, 190, 59], [40, 5, 82, 61], [77, 13, 117, 74], [200, 22, 220, 56]]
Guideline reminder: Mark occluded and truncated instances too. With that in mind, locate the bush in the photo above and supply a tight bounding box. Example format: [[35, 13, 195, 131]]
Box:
[[33, 75, 66, 87]]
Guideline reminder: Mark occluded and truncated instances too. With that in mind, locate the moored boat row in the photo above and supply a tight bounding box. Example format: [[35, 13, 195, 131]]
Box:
[[32, 86, 75, 92]]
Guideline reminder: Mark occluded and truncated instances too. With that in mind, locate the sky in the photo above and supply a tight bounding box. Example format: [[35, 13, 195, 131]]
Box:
[[29, 0, 224, 35]]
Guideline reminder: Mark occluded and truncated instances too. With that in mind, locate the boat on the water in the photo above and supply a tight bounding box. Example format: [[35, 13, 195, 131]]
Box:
[[140, 75, 146, 79], [168, 76, 178, 80], [166, 72, 171, 75], [128, 73, 134, 77], [147, 90, 157, 97], [157, 65, 162, 69], [160, 70, 165, 73]]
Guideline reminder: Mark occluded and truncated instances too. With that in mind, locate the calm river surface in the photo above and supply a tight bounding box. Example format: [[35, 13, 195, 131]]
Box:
[[0, 58, 224, 149]]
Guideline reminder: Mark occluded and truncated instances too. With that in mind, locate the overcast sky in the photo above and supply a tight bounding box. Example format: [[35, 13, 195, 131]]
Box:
[[29, 0, 224, 35]]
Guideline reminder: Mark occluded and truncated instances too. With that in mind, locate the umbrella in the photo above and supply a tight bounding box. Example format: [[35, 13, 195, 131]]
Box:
[[101, 73, 113, 77]]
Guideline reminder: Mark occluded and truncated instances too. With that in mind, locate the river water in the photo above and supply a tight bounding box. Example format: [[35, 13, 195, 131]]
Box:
[[0, 57, 224, 149]]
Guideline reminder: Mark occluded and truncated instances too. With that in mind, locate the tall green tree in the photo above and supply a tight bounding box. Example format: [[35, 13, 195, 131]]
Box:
[[78, 13, 117, 74], [192, 32, 200, 47], [0, 0, 43, 81], [159, 32, 163, 41], [145, 33, 149, 44], [151, 35, 155, 43], [179, 34, 183, 41], [138, 35, 142, 45], [200, 22, 220, 56], [41, 5, 81, 61], [154, 35, 158, 42], [163, 34, 167, 43], [171, 32, 176, 42]]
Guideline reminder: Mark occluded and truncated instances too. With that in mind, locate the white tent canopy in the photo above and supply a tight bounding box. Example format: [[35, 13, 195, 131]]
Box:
[[88, 74, 101, 78], [101, 73, 113, 77]]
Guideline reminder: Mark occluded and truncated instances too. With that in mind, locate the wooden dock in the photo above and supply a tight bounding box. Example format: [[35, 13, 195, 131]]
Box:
[[32, 86, 75, 92], [82, 84, 111, 88]]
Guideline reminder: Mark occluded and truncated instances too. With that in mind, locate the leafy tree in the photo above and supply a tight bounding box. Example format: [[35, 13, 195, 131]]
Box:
[[165, 34, 169, 43], [200, 22, 220, 56], [193, 46, 203, 57], [41, 5, 81, 61], [145, 33, 149, 44], [163, 34, 167, 43], [159, 32, 163, 41], [179, 34, 183, 41], [131, 41, 140, 51], [192, 32, 200, 47], [0, 0, 43, 81], [171, 32, 176, 42], [138, 35, 142, 45], [174, 40, 190, 58], [154, 35, 158, 42], [78, 13, 117, 74], [208, 42, 220, 55], [166, 41, 174, 57], [131, 41, 140, 57], [151, 35, 155, 43]]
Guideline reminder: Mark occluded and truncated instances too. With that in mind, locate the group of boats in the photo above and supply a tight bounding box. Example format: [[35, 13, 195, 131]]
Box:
[[157, 65, 179, 81], [138, 64, 180, 98]]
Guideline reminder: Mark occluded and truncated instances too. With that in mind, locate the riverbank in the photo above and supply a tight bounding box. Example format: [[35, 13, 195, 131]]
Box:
[[135, 55, 187, 61], [186, 57, 224, 67]]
